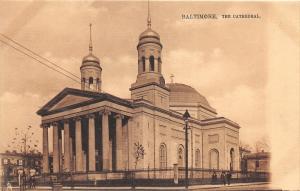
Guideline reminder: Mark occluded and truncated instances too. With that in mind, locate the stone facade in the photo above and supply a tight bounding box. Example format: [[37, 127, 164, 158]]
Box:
[[37, 15, 241, 176]]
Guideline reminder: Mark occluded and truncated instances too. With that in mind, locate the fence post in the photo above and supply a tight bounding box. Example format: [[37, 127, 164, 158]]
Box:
[[173, 163, 178, 185], [131, 171, 135, 190]]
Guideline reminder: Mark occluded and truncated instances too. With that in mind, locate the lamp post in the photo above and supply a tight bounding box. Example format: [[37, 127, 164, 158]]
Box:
[[183, 110, 190, 190]]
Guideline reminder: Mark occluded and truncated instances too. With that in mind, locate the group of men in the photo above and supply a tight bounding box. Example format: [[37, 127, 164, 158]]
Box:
[[211, 171, 232, 185]]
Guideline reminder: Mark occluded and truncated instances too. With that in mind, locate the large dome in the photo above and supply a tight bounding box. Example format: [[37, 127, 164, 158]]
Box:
[[166, 83, 211, 107]]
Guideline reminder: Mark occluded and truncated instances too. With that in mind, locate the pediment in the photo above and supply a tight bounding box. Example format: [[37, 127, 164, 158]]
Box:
[[49, 94, 93, 111], [37, 88, 101, 115], [37, 87, 133, 116]]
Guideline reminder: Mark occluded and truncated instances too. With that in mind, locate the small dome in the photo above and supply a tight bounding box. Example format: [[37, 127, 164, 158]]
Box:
[[81, 53, 101, 68], [139, 28, 160, 40], [166, 83, 211, 107], [138, 28, 162, 48], [82, 53, 99, 63]]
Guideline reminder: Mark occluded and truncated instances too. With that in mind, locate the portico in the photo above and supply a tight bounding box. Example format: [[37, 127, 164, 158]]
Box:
[[39, 88, 133, 174]]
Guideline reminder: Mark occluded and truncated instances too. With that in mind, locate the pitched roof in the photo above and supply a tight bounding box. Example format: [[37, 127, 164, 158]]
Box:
[[36, 88, 132, 116]]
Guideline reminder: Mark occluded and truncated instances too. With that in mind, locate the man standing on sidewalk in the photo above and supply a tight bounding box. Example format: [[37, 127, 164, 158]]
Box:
[[221, 171, 226, 186], [226, 171, 232, 185]]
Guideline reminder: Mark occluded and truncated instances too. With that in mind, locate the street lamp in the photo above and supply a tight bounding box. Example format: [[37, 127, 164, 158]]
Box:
[[183, 110, 190, 190]]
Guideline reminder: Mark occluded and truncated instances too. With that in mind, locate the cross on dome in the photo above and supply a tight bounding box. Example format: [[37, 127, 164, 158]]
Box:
[[170, 74, 175, 83]]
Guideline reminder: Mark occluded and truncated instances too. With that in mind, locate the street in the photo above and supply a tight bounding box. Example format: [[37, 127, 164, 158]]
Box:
[[0, 183, 283, 191]]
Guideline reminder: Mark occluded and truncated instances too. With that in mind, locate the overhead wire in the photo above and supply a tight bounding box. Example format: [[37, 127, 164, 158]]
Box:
[[0, 39, 81, 84], [0, 33, 80, 80]]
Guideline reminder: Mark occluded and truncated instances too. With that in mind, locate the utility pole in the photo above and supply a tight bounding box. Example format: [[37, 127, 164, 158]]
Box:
[[183, 110, 190, 190]]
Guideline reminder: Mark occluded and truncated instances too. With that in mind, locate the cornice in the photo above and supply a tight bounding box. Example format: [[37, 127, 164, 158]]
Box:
[[37, 88, 240, 130], [201, 117, 240, 129], [130, 82, 170, 92]]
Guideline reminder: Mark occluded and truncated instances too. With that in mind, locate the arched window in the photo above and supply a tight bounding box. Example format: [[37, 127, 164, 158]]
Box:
[[149, 55, 154, 71], [195, 149, 201, 168], [209, 149, 219, 170], [89, 77, 93, 89], [159, 143, 167, 169], [142, 56, 146, 72], [230, 148, 235, 171], [177, 145, 184, 167]]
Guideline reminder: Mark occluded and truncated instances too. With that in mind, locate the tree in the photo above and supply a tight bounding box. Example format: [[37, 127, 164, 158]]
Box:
[[133, 142, 145, 170], [7, 125, 39, 169], [131, 142, 145, 190], [239, 140, 253, 152]]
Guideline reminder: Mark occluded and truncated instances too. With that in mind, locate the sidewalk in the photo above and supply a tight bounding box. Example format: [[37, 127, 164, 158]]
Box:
[[137, 182, 270, 190], [189, 182, 269, 190], [0, 182, 271, 191]]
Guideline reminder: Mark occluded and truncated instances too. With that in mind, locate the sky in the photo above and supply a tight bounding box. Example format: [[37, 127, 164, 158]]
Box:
[[0, 1, 299, 188]]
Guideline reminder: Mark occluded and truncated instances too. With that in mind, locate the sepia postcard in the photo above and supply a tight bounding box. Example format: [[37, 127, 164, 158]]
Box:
[[0, 1, 299, 190]]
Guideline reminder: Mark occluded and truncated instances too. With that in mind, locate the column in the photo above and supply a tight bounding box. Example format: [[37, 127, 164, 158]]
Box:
[[83, 152, 87, 172], [115, 114, 123, 170], [53, 123, 59, 173], [75, 117, 83, 172], [42, 124, 49, 173], [88, 114, 96, 172], [123, 119, 129, 170], [145, 57, 149, 72], [58, 137, 62, 172], [155, 58, 158, 73], [127, 118, 134, 170], [102, 110, 110, 171], [64, 120, 71, 172], [69, 137, 73, 172], [109, 140, 112, 170]]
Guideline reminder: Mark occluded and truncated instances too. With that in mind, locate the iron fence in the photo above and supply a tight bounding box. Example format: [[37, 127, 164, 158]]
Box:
[[1, 168, 270, 188], [31, 168, 270, 186]]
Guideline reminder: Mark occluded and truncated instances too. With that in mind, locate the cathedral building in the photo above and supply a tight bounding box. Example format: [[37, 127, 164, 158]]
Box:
[[37, 11, 240, 176]]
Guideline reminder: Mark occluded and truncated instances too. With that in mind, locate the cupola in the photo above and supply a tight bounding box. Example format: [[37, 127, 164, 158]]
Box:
[[130, 1, 169, 110], [80, 24, 102, 92]]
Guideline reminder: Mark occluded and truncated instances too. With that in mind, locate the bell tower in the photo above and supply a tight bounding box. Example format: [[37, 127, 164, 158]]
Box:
[[80, 24, 102, 92], [130, 2, 169, 110]]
